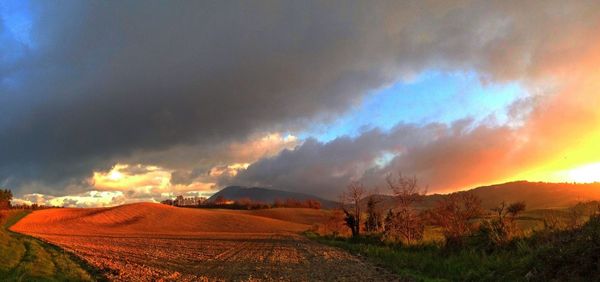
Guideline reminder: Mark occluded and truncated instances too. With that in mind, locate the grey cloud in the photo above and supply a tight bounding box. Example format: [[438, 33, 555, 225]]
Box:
[[1, 1, 599, 197], [227, 117, 535, 199], [227, 122, 466, 199]]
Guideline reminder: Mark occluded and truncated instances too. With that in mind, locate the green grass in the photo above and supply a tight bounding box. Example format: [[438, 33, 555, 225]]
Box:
[[307, 234, 533, 281], [0, 210, 105, 281], [307, 215, 600, 282]]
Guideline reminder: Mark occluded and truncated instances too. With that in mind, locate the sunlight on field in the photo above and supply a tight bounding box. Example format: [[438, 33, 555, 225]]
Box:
[[9, 204, 397, 281]]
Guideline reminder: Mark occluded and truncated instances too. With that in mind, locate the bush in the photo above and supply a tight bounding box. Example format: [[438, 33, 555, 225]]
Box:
[[476, 201, 526, 249], [531, 214, 600, 280]]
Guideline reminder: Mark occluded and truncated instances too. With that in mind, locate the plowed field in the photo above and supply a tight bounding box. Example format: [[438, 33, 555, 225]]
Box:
[[10, 203, 400, 281]]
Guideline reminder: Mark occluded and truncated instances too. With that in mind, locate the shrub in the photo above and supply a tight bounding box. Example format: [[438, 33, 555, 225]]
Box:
[[532, 213, 600, 280], [477, 201, 526, 248]]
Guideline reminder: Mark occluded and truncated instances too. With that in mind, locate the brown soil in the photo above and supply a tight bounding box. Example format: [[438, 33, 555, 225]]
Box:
[[11, 203, 402, 281]]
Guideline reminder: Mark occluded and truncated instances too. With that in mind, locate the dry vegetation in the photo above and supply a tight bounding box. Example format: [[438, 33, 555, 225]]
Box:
[[307, 175, 600, 281], [10, 203, 401, 281]]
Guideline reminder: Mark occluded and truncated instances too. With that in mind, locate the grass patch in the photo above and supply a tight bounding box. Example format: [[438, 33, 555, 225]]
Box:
[[0, 210, 106, 281], [307, 216, 600, 282], [306, 233, 532, 281]]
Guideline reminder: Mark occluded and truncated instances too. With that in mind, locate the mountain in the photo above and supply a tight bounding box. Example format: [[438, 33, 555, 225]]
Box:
[[208, 186, 339, 209], [362, 181, 600, 211]]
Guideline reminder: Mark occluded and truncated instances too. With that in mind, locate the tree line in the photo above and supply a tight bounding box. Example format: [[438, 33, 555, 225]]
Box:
[[210, 196, 322, 210], [166, 196, 323, 210]]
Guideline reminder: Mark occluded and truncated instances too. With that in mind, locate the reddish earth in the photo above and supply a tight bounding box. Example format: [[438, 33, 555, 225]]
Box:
[[11, 203, 401, 281], [10, 203, 309, 235]]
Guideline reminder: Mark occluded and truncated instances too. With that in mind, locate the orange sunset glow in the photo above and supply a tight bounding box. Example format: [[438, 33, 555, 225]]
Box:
[[2, 2, 600, 280]]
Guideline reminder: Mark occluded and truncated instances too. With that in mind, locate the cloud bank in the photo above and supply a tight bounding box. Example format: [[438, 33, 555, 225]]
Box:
[[1, 1, 599, 204]]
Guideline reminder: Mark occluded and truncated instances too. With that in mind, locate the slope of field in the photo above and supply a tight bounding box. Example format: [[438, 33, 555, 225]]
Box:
[[11, 203, 309, 236], [10, 203, 399, 281], [0, 210, 98, 281], [235, 207, 330, 226]]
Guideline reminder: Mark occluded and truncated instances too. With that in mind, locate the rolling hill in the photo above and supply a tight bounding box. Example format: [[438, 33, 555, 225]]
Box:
[[363, 181, 600, 211], [208, 186, 339, 208], [10, 202, 317, 236]]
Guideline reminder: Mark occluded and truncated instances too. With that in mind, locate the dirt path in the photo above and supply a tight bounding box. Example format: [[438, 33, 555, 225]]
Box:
[[33, 233, 402, 281]]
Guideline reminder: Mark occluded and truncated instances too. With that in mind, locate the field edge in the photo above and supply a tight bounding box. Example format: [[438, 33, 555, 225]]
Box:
[[2, 210, 109, 282]]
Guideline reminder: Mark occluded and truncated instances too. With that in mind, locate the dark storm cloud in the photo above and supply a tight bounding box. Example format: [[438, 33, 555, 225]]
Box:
[[1, 1, 400, 194], [1, 1, 599, 197]]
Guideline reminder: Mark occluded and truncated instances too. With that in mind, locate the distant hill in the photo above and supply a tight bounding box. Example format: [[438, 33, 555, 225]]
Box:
[[208, 186, 339, 209], [362, 181, 600, 211], [464, 181, 600, 210]]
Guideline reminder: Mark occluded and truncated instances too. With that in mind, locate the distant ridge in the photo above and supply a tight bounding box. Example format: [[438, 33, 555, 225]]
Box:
[[462, 181, 600, 209], [208, 186, 339, 209], [210, 182, 600, 212], [362, 181, 600, 211]]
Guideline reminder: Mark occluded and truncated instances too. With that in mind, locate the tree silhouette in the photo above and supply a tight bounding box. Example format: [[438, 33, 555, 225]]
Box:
[[364, 195, 382, 233], [384, 173, 426, 244], [430, 192, 483, 247], [0, 189, 13, 210], [340, 182, 366, 238], [480, 201, 527, 246]]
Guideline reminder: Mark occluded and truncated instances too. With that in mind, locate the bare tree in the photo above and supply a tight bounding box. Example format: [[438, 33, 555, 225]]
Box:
[[340, 182, 366, 238], [430, 192, 483, 247], [386, 173, 425, 208], [364, 195, 383, 233], [384, 173, 427, 244]]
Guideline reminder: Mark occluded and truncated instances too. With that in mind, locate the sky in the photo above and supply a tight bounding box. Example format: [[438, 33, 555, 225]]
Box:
[[1, 1, 600, 207]]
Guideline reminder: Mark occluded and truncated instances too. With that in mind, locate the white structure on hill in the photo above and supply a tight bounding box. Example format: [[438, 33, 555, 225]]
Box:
[[170, 195, 206, 206]]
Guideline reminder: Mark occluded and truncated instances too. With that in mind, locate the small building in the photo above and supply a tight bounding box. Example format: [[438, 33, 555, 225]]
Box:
[[166, 195, 207, 206]]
